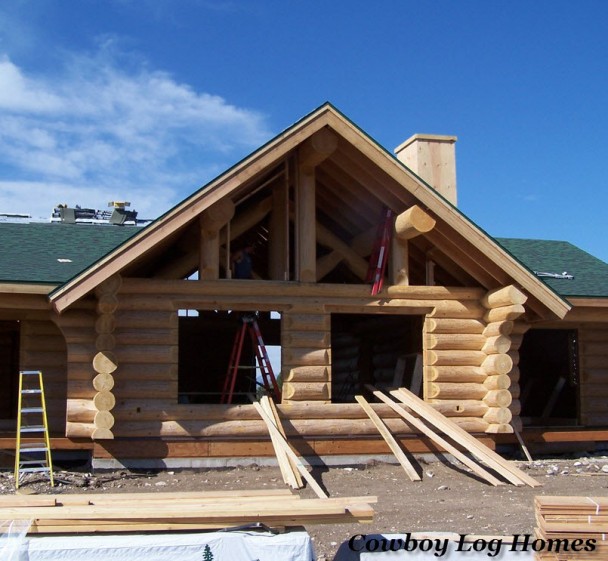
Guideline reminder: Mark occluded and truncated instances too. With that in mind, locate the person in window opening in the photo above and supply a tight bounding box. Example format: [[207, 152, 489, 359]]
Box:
[[232, 245, 254, 279]]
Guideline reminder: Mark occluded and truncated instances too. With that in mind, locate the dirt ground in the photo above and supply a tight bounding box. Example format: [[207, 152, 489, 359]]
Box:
[[2, 453, 608, 560]]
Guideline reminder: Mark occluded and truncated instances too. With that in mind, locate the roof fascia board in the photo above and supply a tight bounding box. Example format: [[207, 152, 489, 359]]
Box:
[[50, 105, 335, 313], [323, 110, 570, 319], [0, 283, 56, 295]]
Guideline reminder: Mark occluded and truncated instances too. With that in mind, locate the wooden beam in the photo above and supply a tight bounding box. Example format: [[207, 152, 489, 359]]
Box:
[[297, 170, 317, 282], [298, 128, 339, 172], [394, 205, 436, 241], [269, 166, 290, 280], [370, 389, 503, 486], [253, 401, 328, 498], [355, 395, 421, 482]]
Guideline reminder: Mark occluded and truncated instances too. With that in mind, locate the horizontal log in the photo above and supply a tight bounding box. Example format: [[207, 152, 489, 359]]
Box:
[[114, 345, 178, 364], [425, 318, 485, 334], [114, 379, 178, 399], [284, 366, 329, 382], [482, 321, 514, 338], [68, 416, 490, 439], [91, 427, 114, 440], [508, 366, 520, 383], [583, 356, 608, 369], [483, 304, 526, 323], [21, 351, 67, 367], [282, 347, 330, 367], [510, 382, 520, 399], [427, 334, 485, 351], [582, 342, 608, 356], [67, 380, 95, 400], [282, 381, 330, 401], [427, 366, 486, 383], [55, 327, 95, 345], [482, 285, 527, 309], [20, 335, 66, 352], [103, 363, 178, 381], [484, 423, 513, 434], [510, 417, 522, 433], [427, 350, 486, 366], [483, 374, 511, 390], [95, 314, 115, 335], [67, 399, 97, 423], [20, 320, 63, 337], [580, 329, 608, 343], [92, 351, 118, 375], [394, 205, 436, 241], [481, 335, 511, 355], [112, 329, 177, 346], [481, 354, 513, 375], [483, 407, 512, 424], [426, 300, 485, 319], [93, 391, 115, 412], [283, 331, 330, 348], [509, 399, 521, 416], [114, 311, 178, 329], [483, 389, 512, 408], [509, 333, 524, 350], [95, 333, 115, 352], [94, 410, 115, 430], [428, 400, 488, 418], [66, 422, 94, 439], [428, 382, 487, 400], [283, 313, 330, 332], [510, 321, 531, 336], [507, 350, 520, 366]]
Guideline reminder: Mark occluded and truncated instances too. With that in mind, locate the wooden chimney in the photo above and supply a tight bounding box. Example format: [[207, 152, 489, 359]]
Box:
[[394, 134, 458, 206]]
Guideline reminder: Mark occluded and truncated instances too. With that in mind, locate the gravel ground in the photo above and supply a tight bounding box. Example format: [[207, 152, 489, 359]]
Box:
[[2, 453, 608, 560]]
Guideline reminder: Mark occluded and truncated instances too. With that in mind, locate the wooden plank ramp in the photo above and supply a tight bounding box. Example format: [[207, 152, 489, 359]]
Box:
[[390, 387, 541, 487], [0, 491, 376, 534]]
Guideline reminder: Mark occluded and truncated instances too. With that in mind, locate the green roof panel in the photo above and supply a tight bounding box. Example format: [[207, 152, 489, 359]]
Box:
[[0, 222, 140, 285], [497, 238, 608, 299]]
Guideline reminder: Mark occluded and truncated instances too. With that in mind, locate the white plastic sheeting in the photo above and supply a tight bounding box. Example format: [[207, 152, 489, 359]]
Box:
[[0, 520, 32, 561], [15, 529, 314, 561]]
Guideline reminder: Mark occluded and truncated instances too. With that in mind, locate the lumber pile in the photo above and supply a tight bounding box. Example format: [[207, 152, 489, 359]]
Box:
[[0, 489, 375, 534], [534, 496, 608, 560]]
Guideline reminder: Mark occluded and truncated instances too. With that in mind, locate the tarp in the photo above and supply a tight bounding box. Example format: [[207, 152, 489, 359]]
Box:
[[17, 529, 313, 561]]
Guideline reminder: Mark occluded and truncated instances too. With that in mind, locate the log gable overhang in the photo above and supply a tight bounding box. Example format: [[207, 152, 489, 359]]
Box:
[[48, 103, 570, 320]]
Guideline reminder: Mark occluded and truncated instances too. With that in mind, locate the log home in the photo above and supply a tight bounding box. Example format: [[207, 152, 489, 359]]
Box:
[[1, 103, 607, 466]]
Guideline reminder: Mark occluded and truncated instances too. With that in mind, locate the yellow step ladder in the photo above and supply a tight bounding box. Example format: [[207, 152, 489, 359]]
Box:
[[14, 370, 54, 488]]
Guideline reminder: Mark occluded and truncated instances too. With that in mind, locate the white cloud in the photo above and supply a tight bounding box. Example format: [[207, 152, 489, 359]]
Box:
[[0, 48, 271, 218]]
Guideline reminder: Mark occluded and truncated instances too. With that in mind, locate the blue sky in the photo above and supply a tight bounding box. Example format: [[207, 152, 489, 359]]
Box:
[[1, 1, 607, 262]]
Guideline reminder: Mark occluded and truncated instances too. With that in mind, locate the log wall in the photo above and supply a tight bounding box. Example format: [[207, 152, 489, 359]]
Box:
[[19, 319, 67, 434], [579, 323, 608, 426], [56, 279, 534, 440], [281, 307, 331, 403]]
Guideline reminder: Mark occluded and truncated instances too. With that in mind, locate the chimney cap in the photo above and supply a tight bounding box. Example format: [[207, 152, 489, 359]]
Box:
[[394, 134, 457, 154]]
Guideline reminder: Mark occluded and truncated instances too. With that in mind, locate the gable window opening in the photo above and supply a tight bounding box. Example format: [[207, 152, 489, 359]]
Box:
[[330, 313, 423, 403], [178, 309, 282, 405]]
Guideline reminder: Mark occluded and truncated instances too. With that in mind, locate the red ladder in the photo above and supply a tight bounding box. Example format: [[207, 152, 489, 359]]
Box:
[[221, 315, 281, 404], [366, 208, 394, 295]]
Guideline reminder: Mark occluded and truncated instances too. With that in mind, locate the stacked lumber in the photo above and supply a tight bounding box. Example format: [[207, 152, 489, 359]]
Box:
[[0, 490, 375, 534], [535, 496, 608, 560]]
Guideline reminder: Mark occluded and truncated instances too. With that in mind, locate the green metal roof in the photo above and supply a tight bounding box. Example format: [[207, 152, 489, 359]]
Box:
[[0, 222, 140, 285], [497, 238, 608, 299]]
